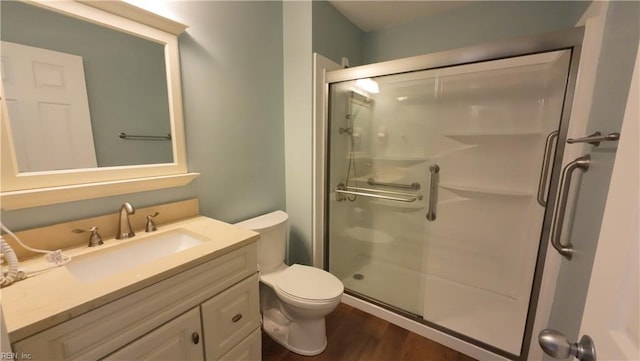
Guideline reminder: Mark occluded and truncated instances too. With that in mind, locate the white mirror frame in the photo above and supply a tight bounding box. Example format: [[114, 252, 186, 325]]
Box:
[[0, 0, 199, 209]]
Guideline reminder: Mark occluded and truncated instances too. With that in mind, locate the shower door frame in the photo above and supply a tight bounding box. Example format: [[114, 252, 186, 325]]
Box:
[[318, 27, 585, 360]]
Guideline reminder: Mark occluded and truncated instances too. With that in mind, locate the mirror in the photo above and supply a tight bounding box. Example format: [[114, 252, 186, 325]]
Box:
[[0, 1, 197, 209], [2, 1, 173, 172]]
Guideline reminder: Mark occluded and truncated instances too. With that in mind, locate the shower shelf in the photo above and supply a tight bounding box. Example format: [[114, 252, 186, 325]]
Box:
[[443, 131, 543, 144], [369, 156, 430, 165], [440, 183, 534, 197]]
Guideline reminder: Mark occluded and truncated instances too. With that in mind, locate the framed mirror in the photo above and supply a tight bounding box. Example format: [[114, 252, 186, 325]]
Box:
[[0, 1, 198, 209]]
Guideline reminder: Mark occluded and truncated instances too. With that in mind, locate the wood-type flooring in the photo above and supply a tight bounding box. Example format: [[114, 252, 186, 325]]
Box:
[[262, 303, 478, 361]]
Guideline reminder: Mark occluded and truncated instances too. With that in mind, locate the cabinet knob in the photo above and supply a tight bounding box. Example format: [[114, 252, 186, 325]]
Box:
[[192, 332, 200, 344], [232, 313, 243, 323]]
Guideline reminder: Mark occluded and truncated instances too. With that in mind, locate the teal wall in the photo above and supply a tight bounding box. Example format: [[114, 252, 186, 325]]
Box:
[[1, 1, 285, 230], [309, 1, 590, 66], [312, 0, 364, 67], [170, 1, 286, 223], [283, 1, 313, 265], [362, 1, 591, 63]]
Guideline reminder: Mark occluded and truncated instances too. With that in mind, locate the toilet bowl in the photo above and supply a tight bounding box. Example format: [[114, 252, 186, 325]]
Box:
[[235, 211, 344, 356]]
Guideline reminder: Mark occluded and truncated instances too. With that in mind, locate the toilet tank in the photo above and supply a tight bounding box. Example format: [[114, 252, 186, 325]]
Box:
[[235, 210, 288, 272]]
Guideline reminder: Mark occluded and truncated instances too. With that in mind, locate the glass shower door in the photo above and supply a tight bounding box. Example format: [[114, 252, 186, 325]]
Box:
[[328, 84, 428, 316], [326, 49, 572, 356]]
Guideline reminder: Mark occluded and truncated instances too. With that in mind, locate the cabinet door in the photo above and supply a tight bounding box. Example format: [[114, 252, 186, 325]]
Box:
[[201, 273, 260, 360], [102, 308, 204, 361]]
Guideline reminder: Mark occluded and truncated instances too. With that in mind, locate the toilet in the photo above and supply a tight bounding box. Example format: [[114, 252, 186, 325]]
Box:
[[235, 211, 343, 356]]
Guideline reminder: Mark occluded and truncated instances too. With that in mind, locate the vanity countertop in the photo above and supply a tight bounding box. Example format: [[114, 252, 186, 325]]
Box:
[[1, 216, 259, 342]]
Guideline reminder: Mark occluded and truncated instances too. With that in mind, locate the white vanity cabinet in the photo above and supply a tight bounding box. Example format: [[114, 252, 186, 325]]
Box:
[[11, 243, 262, 361]]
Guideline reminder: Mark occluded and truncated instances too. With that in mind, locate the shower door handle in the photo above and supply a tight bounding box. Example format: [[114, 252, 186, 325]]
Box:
[[537, 131, 559, 207], [550, 155, 590, 259], [426, 164, 439, 221]]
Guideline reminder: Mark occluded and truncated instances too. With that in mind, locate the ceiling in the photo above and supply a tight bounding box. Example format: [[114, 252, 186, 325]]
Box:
[[328, 1, 474, 32]]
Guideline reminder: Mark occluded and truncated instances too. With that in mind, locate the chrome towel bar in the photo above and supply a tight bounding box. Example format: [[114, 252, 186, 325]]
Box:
[[334, 184, 422, 203], [119, 132, 172, 140], [367, 178, 421, 190]]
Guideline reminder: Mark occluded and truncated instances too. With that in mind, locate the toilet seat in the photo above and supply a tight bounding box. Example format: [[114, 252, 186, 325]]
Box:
[[274, 264, 343, 303]]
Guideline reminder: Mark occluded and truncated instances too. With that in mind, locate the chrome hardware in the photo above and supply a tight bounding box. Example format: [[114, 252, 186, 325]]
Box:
[[73, 226, 103, 247], [191, 332, 200, 344], [116, 202, 136, 240], [367, 178, 421, 190], [334, 183, 422, 203], [145, 212, 159, 232], [339, 127, 353, 135], [567, 131, 620, 147], [232, 313, 243, 323], [537, 131, 559, 207], [539, 329, 596, 361], [551, 155, 590, 259], [426, 164, 439, 221], [118, 132, 171, 140]]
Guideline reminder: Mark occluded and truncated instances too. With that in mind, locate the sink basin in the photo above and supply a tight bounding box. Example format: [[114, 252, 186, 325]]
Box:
[[66, 229, 205, 283]]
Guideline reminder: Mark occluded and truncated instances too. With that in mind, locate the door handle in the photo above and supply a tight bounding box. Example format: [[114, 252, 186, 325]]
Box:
[[550, 155, 590, 259], [537, 131, 559, 206], [567, 131, 620, 147], [539, 329, 596, 361]]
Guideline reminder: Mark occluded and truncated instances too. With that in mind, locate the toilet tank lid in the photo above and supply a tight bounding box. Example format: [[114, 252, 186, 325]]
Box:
[[235, 210, 288, 232]]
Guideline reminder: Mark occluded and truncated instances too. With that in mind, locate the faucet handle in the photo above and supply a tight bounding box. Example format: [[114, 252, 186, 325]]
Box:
[[73, 226, 104, 247], [145, 212, 159, 232]]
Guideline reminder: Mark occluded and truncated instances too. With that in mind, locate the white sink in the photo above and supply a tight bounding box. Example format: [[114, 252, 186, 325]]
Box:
[[66, 229, 204, 283]]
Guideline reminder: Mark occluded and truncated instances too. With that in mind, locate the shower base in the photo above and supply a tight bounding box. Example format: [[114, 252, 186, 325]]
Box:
[[340, 256, 526, 355], [341, 256, 422, 315]]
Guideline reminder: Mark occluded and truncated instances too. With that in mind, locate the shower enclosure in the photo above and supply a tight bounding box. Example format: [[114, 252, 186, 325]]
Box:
[[323, 31, 582, 359]]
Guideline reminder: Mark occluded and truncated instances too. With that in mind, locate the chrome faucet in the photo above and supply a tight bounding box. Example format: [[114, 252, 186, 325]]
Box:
[[116, 202, 136, 239]]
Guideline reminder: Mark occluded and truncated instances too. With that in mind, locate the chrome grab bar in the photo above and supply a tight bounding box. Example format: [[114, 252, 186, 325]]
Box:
[[567, 131, 620, 147], [119, 132, 172, 140], [426, 164, 439, 221], [334, 184, 422, 203], [537, 131, 559, 207], [367, 178, 421, 190], [550, 155, 590, 259]]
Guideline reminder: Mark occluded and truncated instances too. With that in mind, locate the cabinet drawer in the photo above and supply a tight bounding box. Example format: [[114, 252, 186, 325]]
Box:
[[217, 328, 261, 361], [102, 308, 204, 361], [202, 273, 260, 360]]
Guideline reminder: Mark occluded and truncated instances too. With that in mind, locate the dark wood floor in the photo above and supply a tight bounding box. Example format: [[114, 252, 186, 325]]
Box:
[[262, 303, 477, 361]]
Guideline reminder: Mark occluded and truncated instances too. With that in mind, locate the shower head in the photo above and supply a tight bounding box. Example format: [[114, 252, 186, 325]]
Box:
[[350, 91, 374, 107]]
